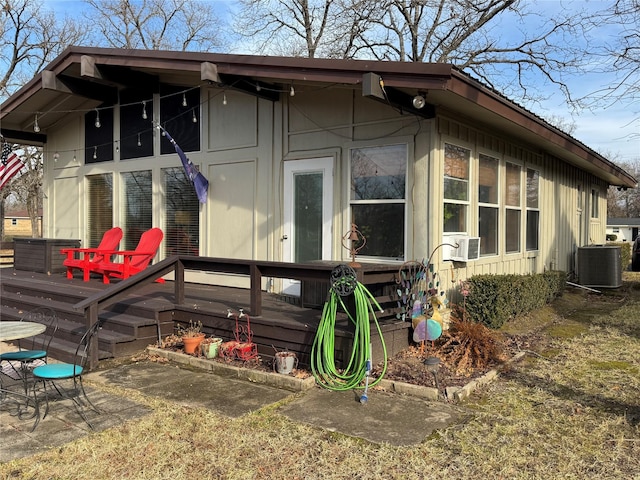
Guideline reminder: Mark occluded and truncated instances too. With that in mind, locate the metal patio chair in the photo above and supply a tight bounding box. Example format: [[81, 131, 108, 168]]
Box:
[[31, 320, 102, 430]]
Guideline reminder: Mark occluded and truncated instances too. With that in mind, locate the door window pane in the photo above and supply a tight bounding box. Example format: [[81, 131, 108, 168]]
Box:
[[163, 167, 200, 256], [294, 172, 322, 262]]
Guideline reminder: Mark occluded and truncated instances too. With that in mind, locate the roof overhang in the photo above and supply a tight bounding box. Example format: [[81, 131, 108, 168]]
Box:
[[1, 46, 635, 188]]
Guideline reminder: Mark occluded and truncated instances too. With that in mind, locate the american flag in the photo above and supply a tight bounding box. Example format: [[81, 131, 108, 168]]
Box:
[[0, 142, 25, 190]]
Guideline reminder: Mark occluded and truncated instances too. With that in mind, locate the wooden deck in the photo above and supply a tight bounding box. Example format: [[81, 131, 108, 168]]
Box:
[[0, 264, 410, 369]]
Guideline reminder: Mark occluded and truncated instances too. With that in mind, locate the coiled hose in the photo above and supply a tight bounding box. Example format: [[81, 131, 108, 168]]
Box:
[[311, 279, 388, 391]]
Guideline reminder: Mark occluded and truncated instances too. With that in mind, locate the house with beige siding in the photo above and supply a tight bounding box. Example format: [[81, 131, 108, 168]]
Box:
[[0, 47, 635, 293]]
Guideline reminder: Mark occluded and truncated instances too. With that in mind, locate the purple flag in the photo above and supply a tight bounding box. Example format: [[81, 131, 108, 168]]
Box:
[[162, 129, 209, 204]]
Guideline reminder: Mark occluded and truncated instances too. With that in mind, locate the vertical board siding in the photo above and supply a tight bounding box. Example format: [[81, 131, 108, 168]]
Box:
[[436, 116, 605, 293]]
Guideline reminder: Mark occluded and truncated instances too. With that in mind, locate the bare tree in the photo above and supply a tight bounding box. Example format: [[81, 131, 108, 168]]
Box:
[[608, 159, 640, 218], [1, 0, 87, 96], [581, 0, 639, 139], [234, 0, 592, 105], [82, 0, 227, 51], [1, 0, 86, 238], [234, 0, 383, 58]]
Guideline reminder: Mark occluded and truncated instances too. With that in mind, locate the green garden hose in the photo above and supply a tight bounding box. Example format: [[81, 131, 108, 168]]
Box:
[[311, 275, 388, 391]]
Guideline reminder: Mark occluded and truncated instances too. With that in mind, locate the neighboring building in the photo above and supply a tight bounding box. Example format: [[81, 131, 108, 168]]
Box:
[[3, 207, 42, 238], [607, 218, 640, 243], [0, 47, 636, 292]]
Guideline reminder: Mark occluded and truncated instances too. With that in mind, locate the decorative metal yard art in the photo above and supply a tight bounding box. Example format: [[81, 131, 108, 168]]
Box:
[[220, 308, 258, 362], [311, 264, 388, 403], [342, 223, 366, 267], [396, 257, 450, 353]]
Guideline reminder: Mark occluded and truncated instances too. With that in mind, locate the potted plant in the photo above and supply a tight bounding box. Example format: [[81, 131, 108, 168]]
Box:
[[177, 320, 205, 354], [200, 336, 223, 359]]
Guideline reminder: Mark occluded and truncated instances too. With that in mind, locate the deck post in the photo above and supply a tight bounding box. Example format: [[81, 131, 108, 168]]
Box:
[[175, 258, 185, 305], [87, 303, 99, 370], [250, 263, 262, 316]]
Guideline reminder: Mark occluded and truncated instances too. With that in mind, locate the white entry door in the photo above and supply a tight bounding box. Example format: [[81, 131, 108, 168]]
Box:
[[282, 158, 334, 296]]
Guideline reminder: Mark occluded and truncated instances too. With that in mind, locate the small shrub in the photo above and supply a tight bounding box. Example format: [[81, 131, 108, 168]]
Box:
[[610, 242, 631, 269], [464, 271, 566, 329], [435, 315, 507, 376]]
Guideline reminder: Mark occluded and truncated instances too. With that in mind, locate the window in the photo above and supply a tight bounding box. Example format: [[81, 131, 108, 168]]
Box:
[[11, 218, 17, 226], [526, 169, 539, 251], [87, 174, 113, 247], [120, 89, 154, 160], [122, 171, 153, 250], [478, 154, 499, 256], [505, 162, 521, 253], [163, 167, 200, 256], [444, 143, 470, 233], [160, 85, 200, 155], [85, 105, 114, 163], [350, 144, 406, 259], [591, 188, 599, 218]]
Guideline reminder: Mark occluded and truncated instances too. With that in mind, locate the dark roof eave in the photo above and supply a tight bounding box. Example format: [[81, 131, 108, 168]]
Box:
[[1, 46, 636, 187]]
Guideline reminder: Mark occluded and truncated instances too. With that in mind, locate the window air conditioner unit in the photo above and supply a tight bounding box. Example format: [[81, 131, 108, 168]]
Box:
[[443, 236, 481, 262]]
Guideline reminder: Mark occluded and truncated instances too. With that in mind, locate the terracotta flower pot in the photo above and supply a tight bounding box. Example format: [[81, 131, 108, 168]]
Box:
[[182, 333, 205, 354]]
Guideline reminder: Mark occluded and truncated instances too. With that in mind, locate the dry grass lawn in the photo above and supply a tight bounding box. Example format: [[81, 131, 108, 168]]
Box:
[[1, 275, 639, 479]]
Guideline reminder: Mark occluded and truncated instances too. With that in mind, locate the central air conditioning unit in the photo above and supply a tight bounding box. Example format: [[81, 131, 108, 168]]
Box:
[[577, 245, 622, 288], [443, 236, 481, 262]]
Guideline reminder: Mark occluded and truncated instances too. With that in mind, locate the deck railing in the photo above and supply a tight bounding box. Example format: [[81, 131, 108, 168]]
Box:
[[74, 255, 399, 369]]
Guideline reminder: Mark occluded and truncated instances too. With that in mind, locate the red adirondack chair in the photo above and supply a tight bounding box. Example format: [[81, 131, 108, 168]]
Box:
[[61, 227, 123, 281], [92, 228, 164, 284]]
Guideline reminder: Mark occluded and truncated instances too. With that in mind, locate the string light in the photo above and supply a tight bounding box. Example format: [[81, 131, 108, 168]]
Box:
[[222, 93, 227, 105], [33, 114, 40, 133], [255, 82, 261, 92], [290, 85, 295, 97], [142, 101, 147, 120], [73, 151, 77, 162], [182, 93, 187, 107], [94, 108, 101, 128], [53, 152, 59, 162], [115, 140, 119, 153], [137, 133, 142, 147], [93, 146, 97, 159], [192, 109, 197, 123]]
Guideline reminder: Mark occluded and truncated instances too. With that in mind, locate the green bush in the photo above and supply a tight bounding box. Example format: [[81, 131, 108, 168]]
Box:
[[464, 271, 566, 329], [610, 242, 631, 269]]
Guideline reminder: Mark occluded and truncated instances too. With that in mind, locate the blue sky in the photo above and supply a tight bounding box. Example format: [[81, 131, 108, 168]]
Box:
[[43, 0, 639, 164]]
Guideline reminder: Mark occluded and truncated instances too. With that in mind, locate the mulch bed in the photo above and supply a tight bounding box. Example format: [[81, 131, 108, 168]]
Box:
[[154, 329, 545, 389]]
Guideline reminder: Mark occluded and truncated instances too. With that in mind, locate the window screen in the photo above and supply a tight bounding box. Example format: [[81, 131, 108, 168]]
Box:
[[122, 171, 153, 250], [163, 167, 200, 256], [87, 174, 113, 247]]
